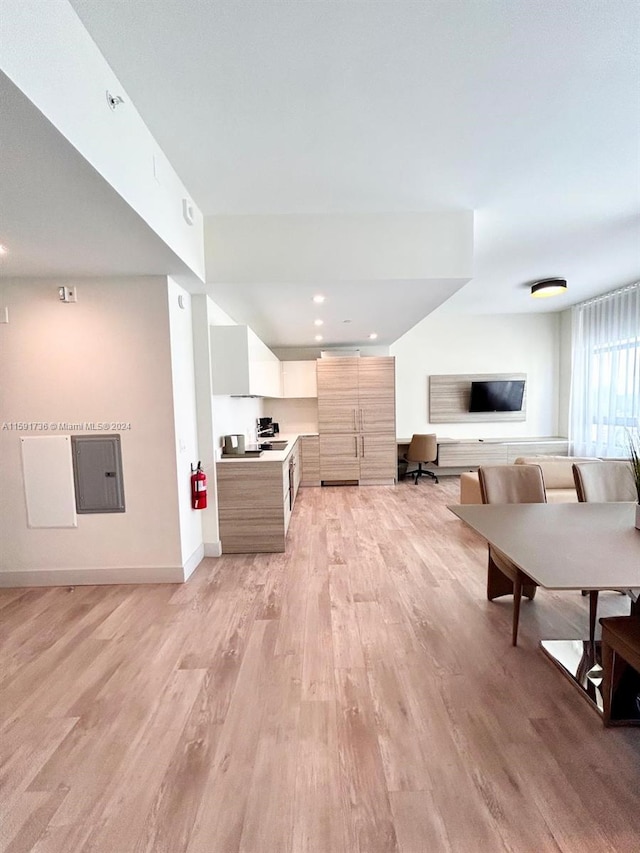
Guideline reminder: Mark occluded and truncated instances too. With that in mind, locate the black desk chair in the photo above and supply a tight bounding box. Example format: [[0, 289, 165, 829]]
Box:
[[404, 434, 439, 484]]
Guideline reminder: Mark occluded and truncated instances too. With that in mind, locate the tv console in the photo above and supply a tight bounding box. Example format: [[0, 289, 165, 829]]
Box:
[[397, 436, 569, 471], [436, 436, 568, 468]]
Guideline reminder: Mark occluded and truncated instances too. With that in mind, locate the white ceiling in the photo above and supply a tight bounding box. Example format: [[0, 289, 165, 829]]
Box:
[[4, 1, 640, 347]]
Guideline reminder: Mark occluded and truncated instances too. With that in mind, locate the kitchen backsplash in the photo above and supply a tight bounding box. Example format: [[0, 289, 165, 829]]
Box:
[[211, 397, 319, 459], [212, 396, 265, 457], [264, 398, 319, 435]]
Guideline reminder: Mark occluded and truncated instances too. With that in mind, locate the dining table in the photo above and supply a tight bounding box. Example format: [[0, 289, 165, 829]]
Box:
[[449, 501, 640, 716]]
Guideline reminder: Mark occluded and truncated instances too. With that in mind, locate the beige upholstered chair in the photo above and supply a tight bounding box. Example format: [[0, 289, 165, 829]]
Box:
[[572, 461, 636, 503], [404, 434, 438, 484], [572, 460, 637, 643], [478, 464, 547, 646]]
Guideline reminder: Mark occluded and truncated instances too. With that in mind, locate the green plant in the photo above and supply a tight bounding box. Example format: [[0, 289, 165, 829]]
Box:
[[628, 430, 640, 503]]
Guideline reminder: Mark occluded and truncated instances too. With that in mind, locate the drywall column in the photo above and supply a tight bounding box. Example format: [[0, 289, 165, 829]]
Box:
[[191, 294, 221, 556], [167, 279, 204, 577]]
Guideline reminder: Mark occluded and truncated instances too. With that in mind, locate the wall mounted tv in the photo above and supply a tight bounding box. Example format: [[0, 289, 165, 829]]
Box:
[[469, 380, 525, 413]]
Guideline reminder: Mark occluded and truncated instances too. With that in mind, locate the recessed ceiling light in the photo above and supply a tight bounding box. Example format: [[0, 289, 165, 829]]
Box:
[[0, 245, 8, 256], [531, 278, 567, 298], [313, 294, 325, 304], [314, 334, 323, 341], [314, 319, 324, 326], [368, 333, 378, 340]]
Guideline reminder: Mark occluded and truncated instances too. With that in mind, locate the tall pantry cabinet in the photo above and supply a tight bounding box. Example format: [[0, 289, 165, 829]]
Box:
[[316, 356, 397, 484]]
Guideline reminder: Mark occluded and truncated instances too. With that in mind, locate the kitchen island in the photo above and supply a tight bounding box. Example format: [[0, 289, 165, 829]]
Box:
[[216, 435, 307, 553]]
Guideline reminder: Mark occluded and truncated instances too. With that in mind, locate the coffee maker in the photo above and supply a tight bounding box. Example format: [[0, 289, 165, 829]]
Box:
[[257, 417, 279, 438]]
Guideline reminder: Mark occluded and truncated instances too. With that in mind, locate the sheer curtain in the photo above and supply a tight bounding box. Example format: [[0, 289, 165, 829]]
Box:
[[569, 283, 640, 457]]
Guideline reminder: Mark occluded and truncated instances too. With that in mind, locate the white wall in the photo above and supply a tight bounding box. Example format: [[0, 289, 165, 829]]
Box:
[[0, 276, 184, 584], [167, 279, 203, 575], [391, 311, 562, 439], [1, 0, 205, 281]]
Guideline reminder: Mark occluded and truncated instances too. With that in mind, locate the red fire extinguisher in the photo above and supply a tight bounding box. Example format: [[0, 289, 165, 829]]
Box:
[[191, 461, 207, 510]]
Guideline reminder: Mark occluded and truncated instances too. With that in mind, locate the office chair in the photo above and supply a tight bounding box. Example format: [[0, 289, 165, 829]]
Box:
[[572, 460, 637, 644], [404, 434, 439, 484], [478, 464, 547, 646]]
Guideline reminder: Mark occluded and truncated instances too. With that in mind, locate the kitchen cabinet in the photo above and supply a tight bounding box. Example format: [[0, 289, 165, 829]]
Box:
[[300, 436, 320, 486], [210, 325, 282, 398], [216, 438, 300, 553], [317, 356, 396, 484], [281, 361, 317, 398]]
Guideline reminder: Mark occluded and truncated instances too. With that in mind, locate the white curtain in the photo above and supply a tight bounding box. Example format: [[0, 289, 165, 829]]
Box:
[[569, 283, 640, 457]]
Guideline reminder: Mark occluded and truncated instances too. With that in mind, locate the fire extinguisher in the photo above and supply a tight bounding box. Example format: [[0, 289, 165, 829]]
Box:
[[191, 461, 207, 510]]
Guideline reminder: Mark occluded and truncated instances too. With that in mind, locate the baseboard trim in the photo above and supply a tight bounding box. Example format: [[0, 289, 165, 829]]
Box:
[[183, 543, 205, 581], [0, 565, 185, 588], [203, 541, 222, 558]]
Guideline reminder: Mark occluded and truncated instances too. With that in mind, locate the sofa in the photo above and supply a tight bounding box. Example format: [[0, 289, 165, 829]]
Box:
[[459, 455, 597, 504]]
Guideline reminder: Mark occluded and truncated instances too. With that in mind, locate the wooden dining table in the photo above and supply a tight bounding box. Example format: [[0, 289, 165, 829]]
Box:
[[449, 501, 640, 715]]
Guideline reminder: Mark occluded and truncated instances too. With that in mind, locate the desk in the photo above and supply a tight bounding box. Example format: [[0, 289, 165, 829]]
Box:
[[449, 502, 640, 715]]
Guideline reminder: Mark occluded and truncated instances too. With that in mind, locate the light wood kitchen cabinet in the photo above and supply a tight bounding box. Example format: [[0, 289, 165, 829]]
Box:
[[210, 325, 282, 398], [357, 356, 396, 433], [317, 358, 359, 432], [300, 436, 320, 486], [318, 434, 361, 481], [217, 439, 300, 553], [316, 356, 396, 484]]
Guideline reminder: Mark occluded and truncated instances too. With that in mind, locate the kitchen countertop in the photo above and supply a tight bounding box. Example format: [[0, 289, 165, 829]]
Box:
[[217, 433, 316, 463]]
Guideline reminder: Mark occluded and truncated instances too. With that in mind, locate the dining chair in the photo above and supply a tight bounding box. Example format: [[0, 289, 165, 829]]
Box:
[[572, 461, 636, 503], [478, 464, 547, 646], [572, 460, 637, 644], [404, 434, 439, 484]]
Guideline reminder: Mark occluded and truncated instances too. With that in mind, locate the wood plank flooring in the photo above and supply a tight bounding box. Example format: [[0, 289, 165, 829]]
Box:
[[1, 479, 639, 852]]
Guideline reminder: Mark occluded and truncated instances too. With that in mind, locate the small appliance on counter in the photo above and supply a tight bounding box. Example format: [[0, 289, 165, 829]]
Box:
[[223, 434, 246, 455], [257, 417, 279, 438]]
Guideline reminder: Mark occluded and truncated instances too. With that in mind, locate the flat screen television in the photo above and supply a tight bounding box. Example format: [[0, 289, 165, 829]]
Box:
[[469, 380, 525, 413]]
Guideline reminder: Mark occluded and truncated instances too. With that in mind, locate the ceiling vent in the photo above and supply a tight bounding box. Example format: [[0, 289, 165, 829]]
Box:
[[320, 349, 361, 358]]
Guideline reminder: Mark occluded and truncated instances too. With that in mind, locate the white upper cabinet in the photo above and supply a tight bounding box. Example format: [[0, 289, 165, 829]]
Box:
[[210, 325, 282, 397], [281, 361, 318, 398]]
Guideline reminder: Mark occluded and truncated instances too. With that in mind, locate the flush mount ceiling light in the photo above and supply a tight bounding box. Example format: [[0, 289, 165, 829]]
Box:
[[312, 294, 325, 304], [531, 278, 568, 298]]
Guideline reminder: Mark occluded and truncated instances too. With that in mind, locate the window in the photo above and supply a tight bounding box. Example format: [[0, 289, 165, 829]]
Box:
[[570, 283, 640, 457]]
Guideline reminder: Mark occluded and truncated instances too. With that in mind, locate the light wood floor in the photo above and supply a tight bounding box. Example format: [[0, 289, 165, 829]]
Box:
[[1, 480, 639, 853]]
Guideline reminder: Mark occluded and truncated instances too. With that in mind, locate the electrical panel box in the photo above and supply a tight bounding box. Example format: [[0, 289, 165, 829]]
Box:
[[71, 434, 125, 513]]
